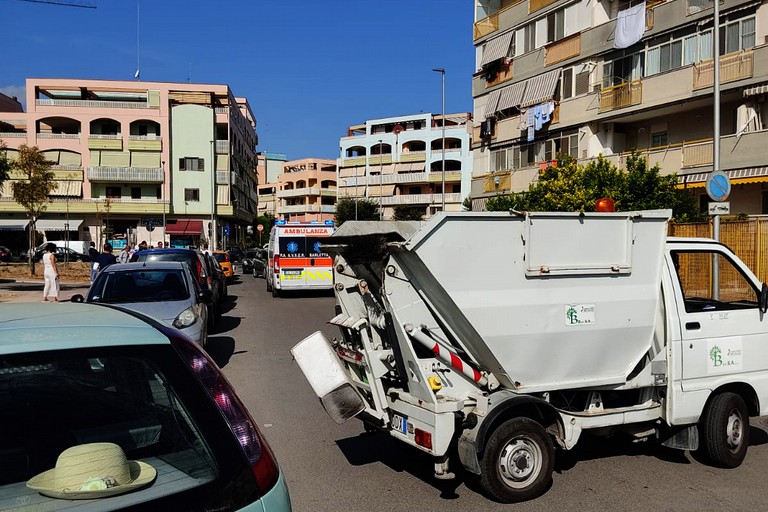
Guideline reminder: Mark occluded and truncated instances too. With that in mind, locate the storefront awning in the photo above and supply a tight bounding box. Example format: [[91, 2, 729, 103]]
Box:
[[166, 220, 203, 235], [0, 219, 29, 231], [36, 219, 83, 231], [744, 84, 768, 97]]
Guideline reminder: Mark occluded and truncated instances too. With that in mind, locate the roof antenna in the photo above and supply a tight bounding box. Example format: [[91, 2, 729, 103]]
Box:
[[134, 0, 141, 81]]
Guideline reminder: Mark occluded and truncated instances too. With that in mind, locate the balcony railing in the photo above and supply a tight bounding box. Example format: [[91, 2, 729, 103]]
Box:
[[216, 170, 229, 184], [546, 34, 581, 66], [681, 139, 713, 167], [128, 135, 161, 140], [37, 133, 80, 139], [36, 99, 150, 109], [341, 156, 366, 166], [599, 80, 643, 113], [686, 0, 712, 15], [485, 62, 514, 87], [529, 0, 558, 14], [89, 134, 121, 139], [87, 166, 164, 183], [215, 107, 229, 114], [693, 49, 753, 89], [484, 173, 512, 193], [380, 193, 462, 206], [215, 140, 229, 153], [473, 13, 499, 40], [401, 151, 427, 162], [0, 132, 26, 138]]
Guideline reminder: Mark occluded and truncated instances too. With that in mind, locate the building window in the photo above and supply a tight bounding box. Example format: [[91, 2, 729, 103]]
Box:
[[156, 186, 161, 200], [562, 68, 574, 99], [546, 10, 565, 44], [106, 186, 121, 198], [545, 132, 578, 161], [651, 132, 668, 147], [408, 186, 421, 195], [603, 53, 643, 88], [179, 157, 204, 171], [524, 23, 536, 53], [762, 192, 768, 214], [185, 188, 200, 202], [491, 149, 511, 172], [131, 187, 141, 199]]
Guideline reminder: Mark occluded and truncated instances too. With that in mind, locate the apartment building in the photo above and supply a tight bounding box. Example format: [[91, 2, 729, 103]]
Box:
[[472, 0, 768, 214], [256, 151, 288, 219], [0, 78, 258, 251], [274, 158, 337, 223], [337, 113, 473, 219]]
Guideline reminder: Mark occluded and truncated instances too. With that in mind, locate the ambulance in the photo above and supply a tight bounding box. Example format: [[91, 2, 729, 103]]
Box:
[[266, 220, 335, 297]]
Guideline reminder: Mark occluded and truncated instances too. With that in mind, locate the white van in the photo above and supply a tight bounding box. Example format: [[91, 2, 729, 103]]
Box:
[[58, 240, 88, 254], [266, 220, 334, 297]]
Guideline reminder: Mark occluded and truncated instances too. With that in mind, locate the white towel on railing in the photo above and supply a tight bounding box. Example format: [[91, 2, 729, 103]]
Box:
[[615, 1, 646, 49]]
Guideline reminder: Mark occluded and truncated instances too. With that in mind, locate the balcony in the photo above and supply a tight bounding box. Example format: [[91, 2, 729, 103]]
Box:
[[215, 140, 229, 154], [36, 99, 150, 109], [427, 171, 463, 183], [486, 63, 514, 88], [381, 193, 462, 206], [278, 204, 321, 214], [529, 0, 558, 14], [88, 134, 122, 150], [216, 171, 229, 185], [215, 107, 228, 114], [474, 13, 499, 40], [342, 156, 366, 167], [87, 166, 164, 183], [401, 151, 426, 162], [127, 135, 162, 151], [599, 80, 643, 113], [369, 155, 392, 165], [546, 34, 580, 66], [693, 49, 754, 90], [484, 173, 512, 193], [0, 197, 168, 214], [0, 132, 26, 138]]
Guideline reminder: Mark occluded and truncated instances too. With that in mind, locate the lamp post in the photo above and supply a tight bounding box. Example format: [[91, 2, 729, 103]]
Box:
[[210, 140, 216, 250], [432, 67, 446, 212], [378, 139, 383, 220], [161, 160, 166, 247]]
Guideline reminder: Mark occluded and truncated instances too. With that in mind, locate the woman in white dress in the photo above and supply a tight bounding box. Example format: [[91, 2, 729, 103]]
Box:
[[42, 243, 59, 302]]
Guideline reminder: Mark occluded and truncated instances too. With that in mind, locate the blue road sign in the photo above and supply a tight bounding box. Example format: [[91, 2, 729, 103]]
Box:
[[706, 171, 731, 202]]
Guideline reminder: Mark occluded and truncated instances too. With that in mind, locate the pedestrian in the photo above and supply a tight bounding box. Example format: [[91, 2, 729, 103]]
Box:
[[88, 241, 99, 283], [42, 243, 59, 302], [93, 243, 117, 275], [138, 240, 148, 251], [117, 244, 132, 264], [202, 243, 211, 255]]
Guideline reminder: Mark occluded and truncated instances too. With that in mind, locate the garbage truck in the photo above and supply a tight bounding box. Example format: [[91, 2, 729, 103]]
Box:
[[291, 210, 768, 503]]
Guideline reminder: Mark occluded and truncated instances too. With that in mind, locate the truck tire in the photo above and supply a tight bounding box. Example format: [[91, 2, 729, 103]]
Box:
[[699, 392, 750, 468], [480, 417, 554, 503]]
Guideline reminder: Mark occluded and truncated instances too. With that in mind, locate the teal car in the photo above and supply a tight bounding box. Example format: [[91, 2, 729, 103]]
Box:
[[0, 303, 291, 511]]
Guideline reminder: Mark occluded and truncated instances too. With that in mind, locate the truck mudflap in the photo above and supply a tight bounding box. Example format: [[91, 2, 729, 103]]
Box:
[[291, 331, 365, 424]]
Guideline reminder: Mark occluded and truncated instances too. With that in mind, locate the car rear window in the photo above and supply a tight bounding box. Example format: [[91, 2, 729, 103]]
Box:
[[132, 251, 206, 280], [0, 345, 222, 509], [90, 269, 190, 302], [212, 253, 229, 263]]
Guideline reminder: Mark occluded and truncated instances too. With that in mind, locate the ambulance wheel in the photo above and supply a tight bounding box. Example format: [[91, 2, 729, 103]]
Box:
[[480, 417, 554, 503], [699, 392, 750, 468], [266, 277, 272, 292], [272, 285, 279, 298]]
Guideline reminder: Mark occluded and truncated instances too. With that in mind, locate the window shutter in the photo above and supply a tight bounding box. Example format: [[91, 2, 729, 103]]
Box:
[[179, 158, 185, 171], [575, 70, 590, 95], [198, 158, 205, 171]]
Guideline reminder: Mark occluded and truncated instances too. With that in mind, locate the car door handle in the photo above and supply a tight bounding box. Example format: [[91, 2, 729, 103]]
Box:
[[685, 322, 700, 330]]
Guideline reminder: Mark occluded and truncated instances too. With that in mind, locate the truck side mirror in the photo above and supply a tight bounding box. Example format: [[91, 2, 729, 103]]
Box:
[[760, 283, 768, 314]]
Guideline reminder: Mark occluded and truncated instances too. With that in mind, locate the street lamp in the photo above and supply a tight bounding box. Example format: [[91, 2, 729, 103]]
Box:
[[210, 140, 216, 250], [378, 139, 383, 220], [161, 160, 166, 247], [433, 67, 446, 212]]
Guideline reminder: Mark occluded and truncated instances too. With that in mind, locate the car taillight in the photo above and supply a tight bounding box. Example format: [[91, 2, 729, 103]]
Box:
[[274, 255, 280, 274], [196, 258, 203, 283], [171, 336, 280, 494]]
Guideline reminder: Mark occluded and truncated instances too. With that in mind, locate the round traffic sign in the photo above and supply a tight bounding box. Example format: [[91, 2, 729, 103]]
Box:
[[706, 171, 731, 202], [257, 224, 264, 232]]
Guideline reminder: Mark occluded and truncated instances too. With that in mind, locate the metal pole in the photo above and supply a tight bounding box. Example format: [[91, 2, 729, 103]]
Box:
[[713, 0, 721, 299], [161, 160, 166, 247], [432, 67, 446, 212], [379, 139, 383, 220], [210, 140, 216, 250]]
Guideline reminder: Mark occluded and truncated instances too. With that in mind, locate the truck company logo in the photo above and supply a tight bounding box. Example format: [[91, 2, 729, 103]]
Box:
[[707, 340, 743, 372], [283, 228, 331, 234], [287, 241, 299, 253], [709, 345, 723, 366], [565, 304, 596, 326]]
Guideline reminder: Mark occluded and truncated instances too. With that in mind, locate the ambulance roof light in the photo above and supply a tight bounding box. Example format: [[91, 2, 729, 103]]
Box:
[[275, 220, 287, 225], [324, 220, 335, 226]]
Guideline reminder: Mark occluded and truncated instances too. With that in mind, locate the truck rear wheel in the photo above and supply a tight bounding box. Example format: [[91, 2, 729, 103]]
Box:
[[699, 392, 750, 468], [480, 417, 554, 503]]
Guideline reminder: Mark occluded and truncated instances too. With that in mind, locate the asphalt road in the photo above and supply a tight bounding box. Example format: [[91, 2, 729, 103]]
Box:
[[210, 273, 768, 512]]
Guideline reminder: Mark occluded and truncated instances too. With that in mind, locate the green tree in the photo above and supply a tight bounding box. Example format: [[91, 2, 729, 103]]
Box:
[[334, 196, 380, 226], [485, 152, 702, 221], [462, 196, 473, 211], [392, 205, 424, 221], [0, 141, 10, 186], [253, 214, 274, 246], [11, 145, 55, 274]]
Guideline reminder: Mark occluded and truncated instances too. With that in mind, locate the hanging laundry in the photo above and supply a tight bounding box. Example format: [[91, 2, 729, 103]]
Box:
[[534, 104, 543, 131], [519, 108, 529, 130], [527, 125, 535, 142], [540, 101, 554, 123], [615, 1, 646, 49]]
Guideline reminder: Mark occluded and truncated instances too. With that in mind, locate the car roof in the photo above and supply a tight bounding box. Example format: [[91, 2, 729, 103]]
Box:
[[0, 303, 170, 355], [105, 261, 187, 271], [136, 248, 199, 254]]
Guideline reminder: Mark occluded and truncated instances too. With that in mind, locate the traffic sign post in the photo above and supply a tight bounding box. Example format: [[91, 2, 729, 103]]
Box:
[[706, 171, 730, 301], [257, 223, 264, 245]]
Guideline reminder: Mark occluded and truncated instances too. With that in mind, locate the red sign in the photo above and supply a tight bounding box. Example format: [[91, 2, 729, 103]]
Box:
[[257, 224, 264, 232]]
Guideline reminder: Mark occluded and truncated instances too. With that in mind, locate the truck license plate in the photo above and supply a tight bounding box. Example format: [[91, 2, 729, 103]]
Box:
[[391, 414, 408, 434], [283, 269, 302, 276]]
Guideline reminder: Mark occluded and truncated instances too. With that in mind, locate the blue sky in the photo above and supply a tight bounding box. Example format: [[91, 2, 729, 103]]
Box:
[[1, 0, 475, 161]]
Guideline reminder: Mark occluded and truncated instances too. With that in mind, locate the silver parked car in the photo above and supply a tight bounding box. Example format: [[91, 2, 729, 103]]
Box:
[[73, 261, 212, 346]]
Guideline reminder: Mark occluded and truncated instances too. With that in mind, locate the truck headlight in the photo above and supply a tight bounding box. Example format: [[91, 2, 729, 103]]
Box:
[[173, 307, 198, 329]]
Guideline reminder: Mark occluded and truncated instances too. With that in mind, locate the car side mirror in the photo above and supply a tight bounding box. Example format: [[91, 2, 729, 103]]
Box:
[[71, 294, 85, 303], [760, 283, 768, 314], [199, 289, 214, 304]]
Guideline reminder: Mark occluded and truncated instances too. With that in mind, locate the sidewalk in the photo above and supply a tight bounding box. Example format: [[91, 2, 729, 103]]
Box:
[[0, 279, 91, 303]]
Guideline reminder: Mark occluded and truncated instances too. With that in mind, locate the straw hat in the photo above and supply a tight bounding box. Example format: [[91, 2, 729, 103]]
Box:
[[27, 442, 156, 499]]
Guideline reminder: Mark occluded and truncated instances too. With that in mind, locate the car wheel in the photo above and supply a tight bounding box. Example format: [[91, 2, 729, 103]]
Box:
[[699, 392, 750, 468], [480, 417, 554, 503]]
